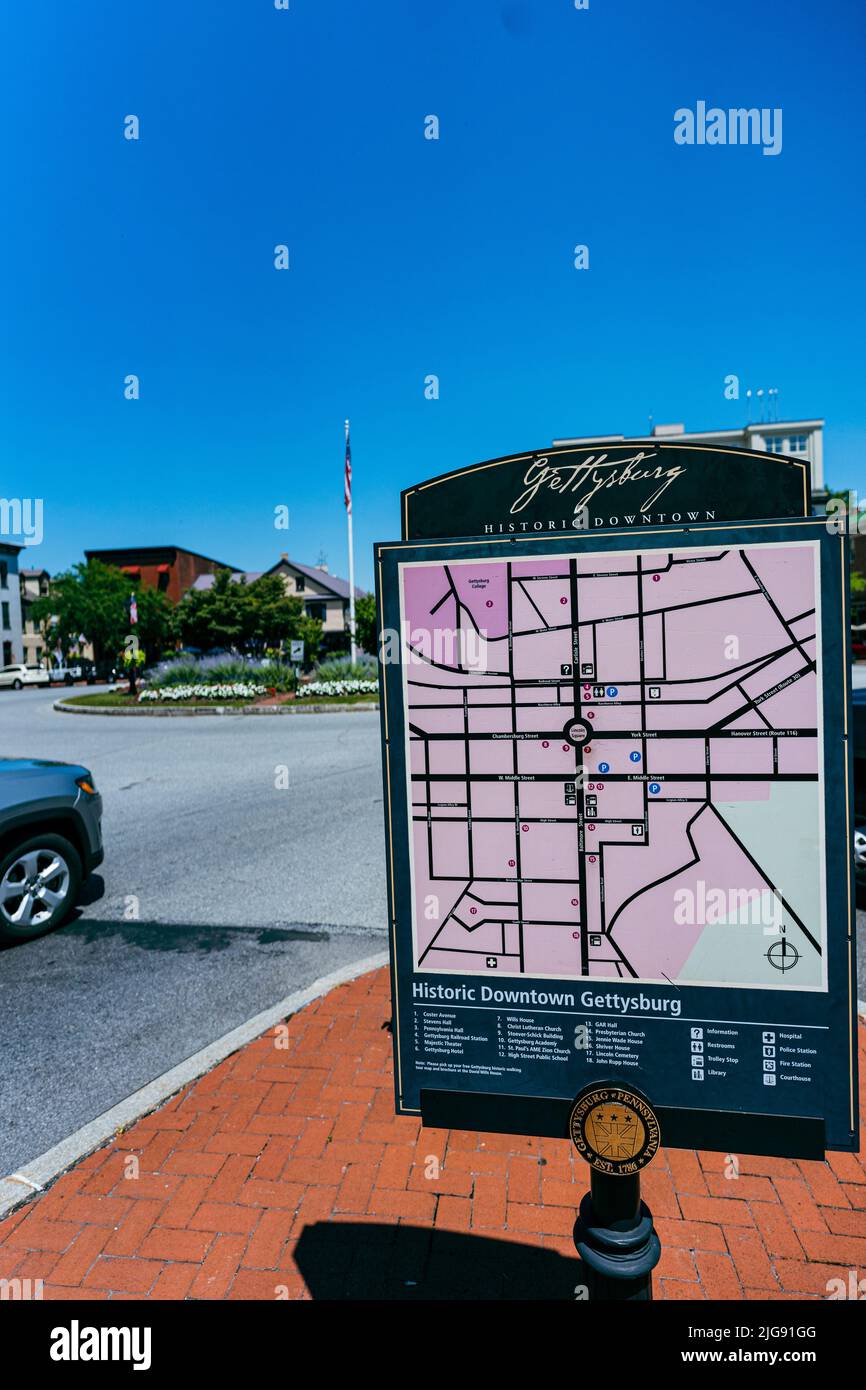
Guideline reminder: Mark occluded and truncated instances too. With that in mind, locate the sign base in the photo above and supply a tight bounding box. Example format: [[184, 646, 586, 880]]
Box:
[[574, 1170, 661, 1301]]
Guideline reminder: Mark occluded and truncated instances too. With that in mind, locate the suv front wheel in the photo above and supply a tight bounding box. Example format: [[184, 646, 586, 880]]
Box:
[[0, 833, 82, 944]]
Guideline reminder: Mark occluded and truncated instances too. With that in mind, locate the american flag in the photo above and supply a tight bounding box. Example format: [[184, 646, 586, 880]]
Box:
[[344, 422, 352, 514]]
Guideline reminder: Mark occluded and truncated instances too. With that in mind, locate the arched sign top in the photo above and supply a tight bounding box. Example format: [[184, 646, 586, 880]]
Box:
[[401, 439, 810, 541]]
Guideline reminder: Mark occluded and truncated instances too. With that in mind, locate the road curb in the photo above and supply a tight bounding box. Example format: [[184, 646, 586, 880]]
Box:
[[53, 699, 379, 716], [0, 951, 388, 1221]]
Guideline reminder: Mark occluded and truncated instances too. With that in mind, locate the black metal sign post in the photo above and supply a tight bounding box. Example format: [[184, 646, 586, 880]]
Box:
[[575, 1169, 660, 1301], [569, 1083, 662, 1299], [375, 440, 858, 1301]]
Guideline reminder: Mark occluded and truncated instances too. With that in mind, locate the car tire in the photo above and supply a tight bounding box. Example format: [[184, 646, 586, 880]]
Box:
[[12, 679, 22, 690], [0, 833, 82, 944], [64, 673, 73, 685]]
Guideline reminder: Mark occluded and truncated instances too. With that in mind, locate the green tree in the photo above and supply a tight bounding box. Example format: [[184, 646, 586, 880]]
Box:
[[176, 568, 322, 660], [30, 560, 175, 664], [295, 613, 323, 666], [176, 568, 249, 651], [353, 594, 377, 655]]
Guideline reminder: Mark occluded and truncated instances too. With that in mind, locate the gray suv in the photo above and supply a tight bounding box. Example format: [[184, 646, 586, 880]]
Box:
[[0, 758, 103, 944]]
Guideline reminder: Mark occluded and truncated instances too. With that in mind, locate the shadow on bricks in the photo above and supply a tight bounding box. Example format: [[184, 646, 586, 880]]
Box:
[[294, 1221, 581, 1300]]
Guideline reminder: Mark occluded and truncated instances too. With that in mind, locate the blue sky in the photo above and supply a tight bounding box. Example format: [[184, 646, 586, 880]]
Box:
[[3, 0, 865, 589]]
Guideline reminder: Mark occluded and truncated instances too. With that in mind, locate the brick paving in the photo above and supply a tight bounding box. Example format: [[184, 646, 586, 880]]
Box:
[[0, 967, 864, 1300]]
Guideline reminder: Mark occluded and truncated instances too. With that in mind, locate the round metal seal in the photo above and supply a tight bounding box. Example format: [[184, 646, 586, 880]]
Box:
[[569, 1084, 660, 1175]]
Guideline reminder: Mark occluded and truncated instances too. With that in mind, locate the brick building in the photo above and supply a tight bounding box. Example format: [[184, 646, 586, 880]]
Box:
[[83, 546, 239, 605]]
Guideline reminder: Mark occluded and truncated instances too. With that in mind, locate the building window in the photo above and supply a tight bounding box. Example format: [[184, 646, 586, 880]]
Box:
[[295, 576, 305, 592], [308, 603, 325, 622], [766, 433, 808, 455], [0, 563, 7, 588], [2, 642, 11, 665], [1, 602, 9, 630]]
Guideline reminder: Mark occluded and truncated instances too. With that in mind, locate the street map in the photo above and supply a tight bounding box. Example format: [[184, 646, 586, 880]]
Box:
[[400, 541, 825, 992]]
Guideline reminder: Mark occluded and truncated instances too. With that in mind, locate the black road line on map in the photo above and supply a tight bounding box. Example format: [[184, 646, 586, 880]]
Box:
[[418, 882, 475, 965], [510, 640, 800, 692], [426, 946, 520, 959], [414, 771, 818, 783], [405, 642, 501, 677], [516, 578, 550, 627], [707, 663, 815, 734], [424, 737, 434, 874], [787, 606, 816, 627], [576, 587, 762, 629], [706, 803, 821, 956], [570, 556, 589, 976], [463, 686, 474, 879], [739, 551, 814, 668], [636, 553, 649, 836], [408, 726, 817, 742], [735, 680, 774, 731], [466, 890, 518, 906], [444, 564, 483, 637], [508, 561, 526, 974], [429, 587, 452, 617], [559, 553, 729, 582], [607, 804, 708, 943]]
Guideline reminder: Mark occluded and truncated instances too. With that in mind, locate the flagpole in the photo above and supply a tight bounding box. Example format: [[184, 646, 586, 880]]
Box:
[[345, 419, 357, 663]]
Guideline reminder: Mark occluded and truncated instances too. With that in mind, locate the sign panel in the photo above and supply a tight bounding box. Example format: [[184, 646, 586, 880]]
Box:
[[375, 519, 858, 1157], [402, 440, 810, 541], [290, 639, 305, 663]]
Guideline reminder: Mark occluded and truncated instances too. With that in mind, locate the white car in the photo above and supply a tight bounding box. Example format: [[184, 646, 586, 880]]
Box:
[[0, 664, 52, 690]]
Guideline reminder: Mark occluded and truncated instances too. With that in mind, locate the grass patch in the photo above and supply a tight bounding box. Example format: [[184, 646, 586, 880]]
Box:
[[60, 691, 377, 710], [61, 692, 255, 709], [301, 693, 379, 704], [61, 692, 140, 707]]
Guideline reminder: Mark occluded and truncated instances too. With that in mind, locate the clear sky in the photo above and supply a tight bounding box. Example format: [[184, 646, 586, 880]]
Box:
[[3, 0, 865, 589]]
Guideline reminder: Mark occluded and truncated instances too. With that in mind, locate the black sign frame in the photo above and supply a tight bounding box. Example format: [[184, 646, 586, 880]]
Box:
[[402, 440, 811, 541], [374, 517, 858, 1159]]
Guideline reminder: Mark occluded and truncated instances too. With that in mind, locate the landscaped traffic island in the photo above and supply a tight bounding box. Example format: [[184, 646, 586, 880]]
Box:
[[54, 660, 379, 714]]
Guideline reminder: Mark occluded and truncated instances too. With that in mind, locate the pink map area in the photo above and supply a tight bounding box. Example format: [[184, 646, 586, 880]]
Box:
[[401, 542, 822, 987]]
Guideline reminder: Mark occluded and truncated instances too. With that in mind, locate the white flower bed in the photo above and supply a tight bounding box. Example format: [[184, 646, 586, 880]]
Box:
[[296, 679, 378, 699], [139, 683, 260, 702]]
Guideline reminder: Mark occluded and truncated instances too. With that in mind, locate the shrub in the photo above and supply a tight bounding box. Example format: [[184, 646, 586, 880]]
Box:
[[296, 679, 378, 699], [313, 654, 378, 682], [147, 655, 297, 692], [139, 683, 259, 702]]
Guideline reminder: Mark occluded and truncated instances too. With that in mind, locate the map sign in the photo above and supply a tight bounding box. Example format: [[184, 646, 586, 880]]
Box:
[[376, 519, 858, 1157], [401, 541, 825, 993]]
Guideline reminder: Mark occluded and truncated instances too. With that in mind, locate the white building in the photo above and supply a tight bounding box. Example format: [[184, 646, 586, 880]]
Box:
[[19, 566, 49, 665], [0, 544, 25, 666], [188, 554, 365, 650], [553, 418, 825, 500]]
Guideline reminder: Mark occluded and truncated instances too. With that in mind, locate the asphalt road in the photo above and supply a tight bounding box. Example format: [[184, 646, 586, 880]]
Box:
[[0, 688, 388, 1173]]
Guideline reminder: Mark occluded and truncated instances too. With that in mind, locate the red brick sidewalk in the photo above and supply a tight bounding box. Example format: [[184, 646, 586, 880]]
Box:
[[1, 967, 864, 1300]]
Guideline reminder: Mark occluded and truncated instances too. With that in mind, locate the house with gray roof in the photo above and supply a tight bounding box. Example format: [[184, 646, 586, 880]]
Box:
[[188, 553, 366, 646]]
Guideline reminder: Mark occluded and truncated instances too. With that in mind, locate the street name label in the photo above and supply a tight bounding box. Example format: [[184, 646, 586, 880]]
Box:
[[376, 520, 858, 1155]]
